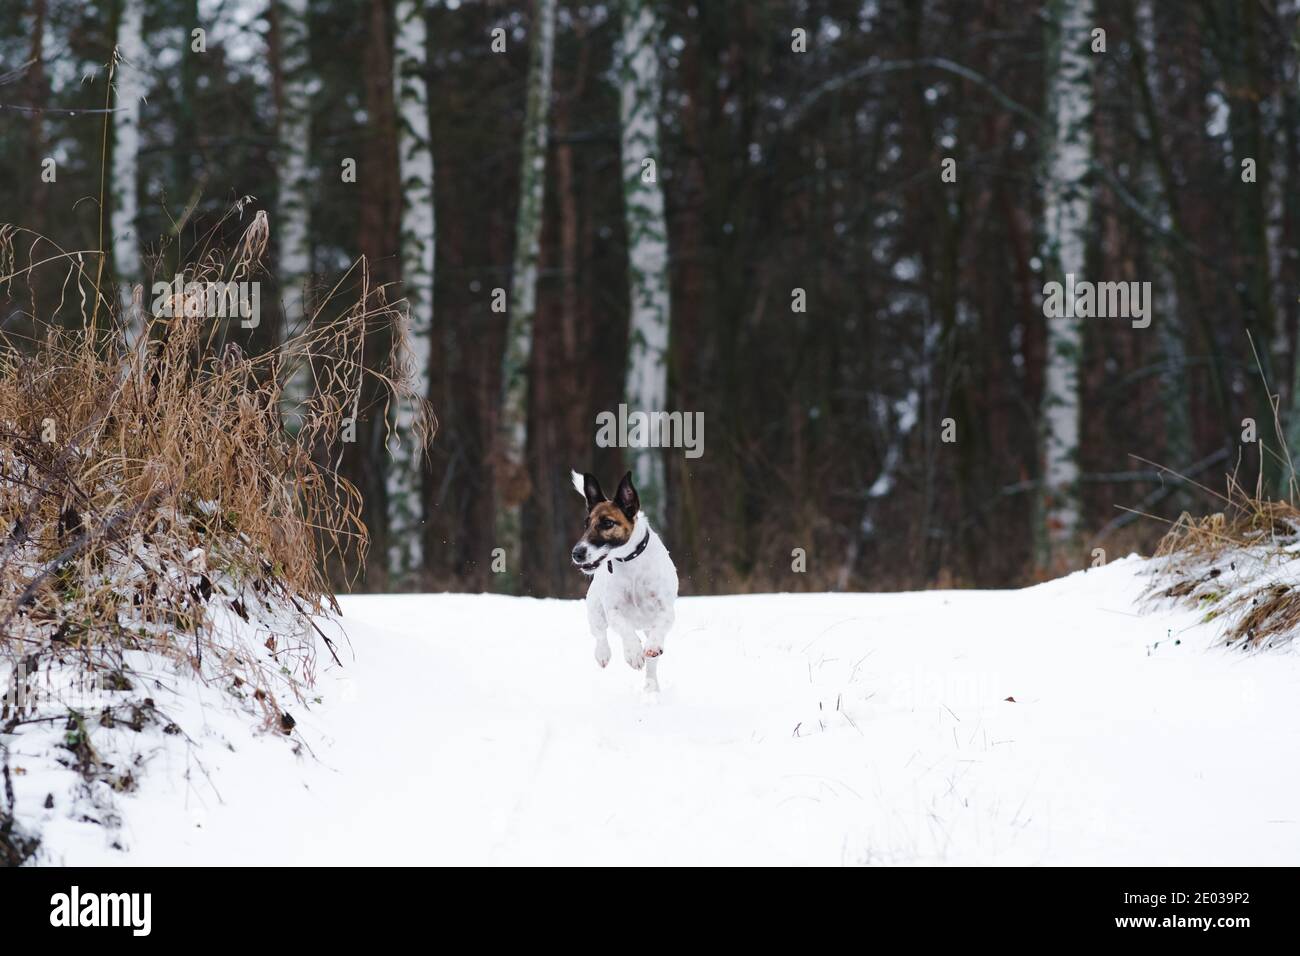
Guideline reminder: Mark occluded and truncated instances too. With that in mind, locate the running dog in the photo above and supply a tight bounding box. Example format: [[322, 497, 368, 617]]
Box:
[[570, 470, 678, 692]]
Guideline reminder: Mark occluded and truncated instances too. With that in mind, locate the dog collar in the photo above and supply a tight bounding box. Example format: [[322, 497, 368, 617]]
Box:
[[607, 530, 650, 573]]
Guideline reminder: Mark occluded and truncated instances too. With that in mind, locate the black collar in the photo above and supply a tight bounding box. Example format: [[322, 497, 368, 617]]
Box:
[[607, 530, 650, 573]]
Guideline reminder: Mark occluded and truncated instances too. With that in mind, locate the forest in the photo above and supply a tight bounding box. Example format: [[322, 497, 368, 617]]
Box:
[[1, 0, 1297, 597]]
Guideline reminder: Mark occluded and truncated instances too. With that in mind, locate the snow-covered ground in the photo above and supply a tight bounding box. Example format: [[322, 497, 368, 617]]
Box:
[[17, 556, 1300, 865]]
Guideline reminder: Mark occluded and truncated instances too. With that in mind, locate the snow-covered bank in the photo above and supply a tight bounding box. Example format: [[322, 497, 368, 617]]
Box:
[[17, 557, 1300, 866]]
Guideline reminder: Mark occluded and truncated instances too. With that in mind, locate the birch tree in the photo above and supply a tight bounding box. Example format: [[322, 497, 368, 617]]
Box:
[[388, 0, 436, 580], [496, 0, 557, 575], [275, 0, 313, 410], [1038, 0, 1093, 564], [112, 0, 146, 345], [617, 0, 671, 523]]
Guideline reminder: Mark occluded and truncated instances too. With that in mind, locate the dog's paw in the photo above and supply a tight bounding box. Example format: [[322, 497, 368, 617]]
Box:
[[623, 645, 645, 671], [644, 645, 663, 658], [594, 641, 611, 668]]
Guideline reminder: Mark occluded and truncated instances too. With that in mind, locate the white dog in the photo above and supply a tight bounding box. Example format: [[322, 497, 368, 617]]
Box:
[[570, 470, 678, 692]]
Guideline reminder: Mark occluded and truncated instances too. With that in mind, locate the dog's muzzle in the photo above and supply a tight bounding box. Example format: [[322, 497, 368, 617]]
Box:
[[571, 544, 603, 574]]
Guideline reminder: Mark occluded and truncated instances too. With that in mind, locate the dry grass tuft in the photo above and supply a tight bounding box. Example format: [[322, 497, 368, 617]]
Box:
[[1146, 475, 1300, 649], [0, 214, 433, 734]]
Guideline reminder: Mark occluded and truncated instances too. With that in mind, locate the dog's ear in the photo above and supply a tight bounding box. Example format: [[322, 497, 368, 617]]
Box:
[[572, 470, 606, 511], [613, 470, 639, 520]]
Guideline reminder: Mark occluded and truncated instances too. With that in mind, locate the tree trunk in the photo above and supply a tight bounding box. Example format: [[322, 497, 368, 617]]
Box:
[[1279, 1, 1300, 485], [617, 0, 672, 523], [1133, 0, 1192, 480], [388, 0, 436, 582], [26, 0, 49, 244], [1038, 0, 1094, 568], [347, 0, 403, 591], [175, 0, 199, 202], [273, 0, 314, 411], [112, 0, 146, 345], [495, 0, 557, 587]]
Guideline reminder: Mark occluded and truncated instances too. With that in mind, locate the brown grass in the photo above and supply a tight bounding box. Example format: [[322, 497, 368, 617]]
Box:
[[0, 213, 433, 729], [1147, 474, 1300, 649]]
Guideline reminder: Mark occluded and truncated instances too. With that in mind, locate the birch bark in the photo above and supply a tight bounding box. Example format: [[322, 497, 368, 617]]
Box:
[[618, 0, 672, 522], [1039, 0, 1094, 561], [388, 0, 437, 580], [113, 0, 146, 344]]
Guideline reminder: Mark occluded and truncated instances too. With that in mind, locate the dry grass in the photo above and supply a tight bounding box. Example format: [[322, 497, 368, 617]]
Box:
[[1142, 335, 1300, 651], [0, 212, 433, 733], [1146, 475, 1300, 650]]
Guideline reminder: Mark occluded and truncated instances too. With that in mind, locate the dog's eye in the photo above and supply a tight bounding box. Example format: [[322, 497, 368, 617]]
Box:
[[599, 519, 614, 530]]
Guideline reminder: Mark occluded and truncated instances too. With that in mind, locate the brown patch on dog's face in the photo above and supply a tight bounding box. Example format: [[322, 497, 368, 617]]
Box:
[[584, 501, 633, 548], [571, 471, 640, 574], [571, 497, 635, 573]]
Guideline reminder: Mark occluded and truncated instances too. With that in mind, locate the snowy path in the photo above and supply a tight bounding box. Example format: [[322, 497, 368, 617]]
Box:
[[53, 558, 1300, 865]]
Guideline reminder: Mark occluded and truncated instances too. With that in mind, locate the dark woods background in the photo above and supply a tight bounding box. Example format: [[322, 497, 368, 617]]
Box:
[[0, 0, 1297, 596]]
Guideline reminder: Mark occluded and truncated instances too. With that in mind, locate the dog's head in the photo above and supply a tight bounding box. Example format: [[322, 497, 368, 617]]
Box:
[[570, 470, 639, 574]]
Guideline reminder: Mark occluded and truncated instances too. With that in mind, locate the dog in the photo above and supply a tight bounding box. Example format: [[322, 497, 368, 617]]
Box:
[[570, 470, 678, 692]]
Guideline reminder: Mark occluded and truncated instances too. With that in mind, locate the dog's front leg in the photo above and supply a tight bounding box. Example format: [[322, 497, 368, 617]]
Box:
[[589, 602, 611, 669], [613, 622, 645, 671], [593, 632, 611, 669]]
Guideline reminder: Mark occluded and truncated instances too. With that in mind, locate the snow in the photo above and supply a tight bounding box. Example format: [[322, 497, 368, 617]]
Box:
[[15, 556, 1300, 866]]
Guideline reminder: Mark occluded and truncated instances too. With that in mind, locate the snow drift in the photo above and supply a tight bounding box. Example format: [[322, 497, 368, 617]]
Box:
[[10, 556, 1298, 866]]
